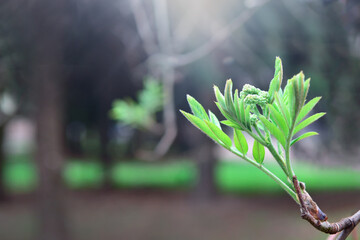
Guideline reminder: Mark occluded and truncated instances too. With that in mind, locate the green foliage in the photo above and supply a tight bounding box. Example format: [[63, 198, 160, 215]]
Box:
[[181, 110, 219, 143], [268, 57, 283, 103], [187, 95, 209, 121], [252, 140, 265, 164], [110, 78, 163, 129], [138, 78, 164, 113], [204, 120, 232, 148], [233, 129, 248, 155], [291, 132, 318, 146], [181, 57, 325, 202]]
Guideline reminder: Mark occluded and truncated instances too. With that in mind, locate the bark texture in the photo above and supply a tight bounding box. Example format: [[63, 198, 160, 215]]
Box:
[[293, 176, 360, 239], [29, 0, 71, 239]]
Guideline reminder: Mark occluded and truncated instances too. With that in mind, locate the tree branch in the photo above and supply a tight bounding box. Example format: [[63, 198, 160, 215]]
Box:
[[293, 176, 360, 238], [152, 0, 177, 158], [130, 0, 158, 55], [168, 1, 269, 67], [336, 216, 359, 240]]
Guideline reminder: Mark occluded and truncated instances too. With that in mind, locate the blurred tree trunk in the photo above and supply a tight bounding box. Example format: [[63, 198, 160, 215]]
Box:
[[97, 81, 113, 188], [193, 134, 217, 200], [29, 0, 70, 239], [0, 124, 6, 201], [34, 66, 68, 240]]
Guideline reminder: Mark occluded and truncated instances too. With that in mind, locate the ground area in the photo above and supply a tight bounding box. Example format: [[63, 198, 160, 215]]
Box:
[[0, 190, 359, 240]]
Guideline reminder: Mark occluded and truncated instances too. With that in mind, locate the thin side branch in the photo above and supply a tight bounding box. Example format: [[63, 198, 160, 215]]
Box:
[[152, 0, 177, 158], [293, 176, 360, 238]]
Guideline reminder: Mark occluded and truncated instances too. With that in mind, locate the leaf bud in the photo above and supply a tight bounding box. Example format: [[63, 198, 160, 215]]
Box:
[[244, 94, 268, 108], [250, 114, 258, 125], [240, 84, 260, 99]]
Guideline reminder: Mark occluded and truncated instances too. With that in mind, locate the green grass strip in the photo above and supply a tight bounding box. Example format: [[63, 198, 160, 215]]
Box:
[[3, 158, 360, 194]]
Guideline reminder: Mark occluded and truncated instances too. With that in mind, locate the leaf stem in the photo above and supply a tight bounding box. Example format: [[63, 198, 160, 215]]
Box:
[[285, 120, 296, 177], [267, 143, 289, 176], [238, 121, 267, 146], [254, 124, 267, 143], [254, 124, 289, 177], [229, 147, 298, 203]]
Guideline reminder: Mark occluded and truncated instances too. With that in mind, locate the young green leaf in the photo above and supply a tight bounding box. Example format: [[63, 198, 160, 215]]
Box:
[[224, 79, 235, 114], [296, 97, 321, 124], [253, 140, 265, 164], [245, 105, 251, 129], [234, 89, 241, 120], [268, 104, 289, 136], [277, 141, 283, 155], [186, 95, 209, 121], [293, 112, 326, 135], [303, 78, 310, 104], [259, 115, 286, 147], [204, 120, 233, 148], [270, 100, 282, 114], [209, 110, 221, 129], [180, 110, 218, 142], [292, 72, 305, 120], [275, 92, 291, 126], [221, 120, 242, 129], [268, 57, 283, 102], [239, 98, 246, 124], [214, 85, 226, 109], [233, 129, 248, 155], [268, 72, 279, 102], [291, 132, 318, 146], [285, 79, 297, 122], [215, 102, 234, 121], [283, 81, 291, 104], [274, 56, 283, 81]]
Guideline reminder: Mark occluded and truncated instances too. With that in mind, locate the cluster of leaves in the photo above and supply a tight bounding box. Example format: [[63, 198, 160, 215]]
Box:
[[111, 78, 163, 129], [180, 57, 325, 200]]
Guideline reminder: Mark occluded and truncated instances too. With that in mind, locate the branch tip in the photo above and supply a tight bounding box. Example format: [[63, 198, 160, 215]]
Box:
[[292, 176, 360, 238]]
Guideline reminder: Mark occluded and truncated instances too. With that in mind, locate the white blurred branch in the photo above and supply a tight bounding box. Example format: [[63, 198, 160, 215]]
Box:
[[130, 0, 158, 55], [167, 0, 269, 67], [169, 7, 259, 67], [152, 0, 177, 158]]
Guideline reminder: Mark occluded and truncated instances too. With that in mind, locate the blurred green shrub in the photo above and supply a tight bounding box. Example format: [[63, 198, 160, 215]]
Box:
[[110, 77, 163, 130]]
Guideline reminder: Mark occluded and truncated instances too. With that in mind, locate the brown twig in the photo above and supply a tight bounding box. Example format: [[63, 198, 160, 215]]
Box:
[[293, 176, 360, 239], [336, 221, 358, 240]]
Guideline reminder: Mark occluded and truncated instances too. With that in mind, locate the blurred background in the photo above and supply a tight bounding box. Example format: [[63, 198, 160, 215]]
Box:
[[0, 0, 359, 239]]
